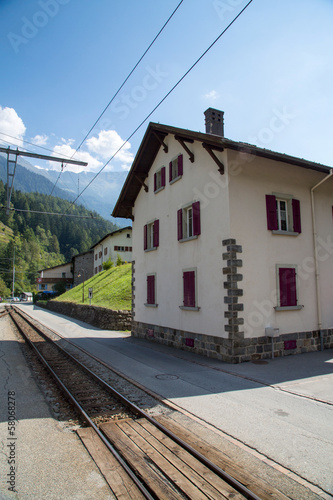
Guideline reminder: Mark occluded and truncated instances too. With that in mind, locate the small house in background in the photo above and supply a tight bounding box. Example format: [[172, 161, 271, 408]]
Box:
[[72, 250, 94, 287], [92, 226, 132, 275], [37, 262, 73, 292]]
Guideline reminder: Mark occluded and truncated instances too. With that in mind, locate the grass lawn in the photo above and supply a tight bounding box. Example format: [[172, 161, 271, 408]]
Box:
[[55, 263, 132, 310]]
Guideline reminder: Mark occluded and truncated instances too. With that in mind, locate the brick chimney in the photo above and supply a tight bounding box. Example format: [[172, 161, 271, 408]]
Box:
[[204, 108, 224, 137]]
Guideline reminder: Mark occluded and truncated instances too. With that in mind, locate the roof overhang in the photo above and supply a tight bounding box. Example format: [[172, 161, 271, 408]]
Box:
[[112, 122, 332, 219]]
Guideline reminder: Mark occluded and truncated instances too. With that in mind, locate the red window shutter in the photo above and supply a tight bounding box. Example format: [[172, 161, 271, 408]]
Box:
[[192, 201, 201, 236], [144, 224, 148, 250], [266, 195, 278, 230], [147, 275, 155, 304], [292, 199, 301, 233], [177, 209, 183, 240], [125, 247, 128, 251], [154, 173, 157, 192], [178, 154, 183, 176], [161, 166, 166, 187], [183, 271, 195, 307], [279, 267, 297, 307], [169, 161, 173, 182], [153, 219, 159, 247]]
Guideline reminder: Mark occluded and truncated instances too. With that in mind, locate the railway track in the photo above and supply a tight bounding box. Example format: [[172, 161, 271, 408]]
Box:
[[8, 306, 288, 500]]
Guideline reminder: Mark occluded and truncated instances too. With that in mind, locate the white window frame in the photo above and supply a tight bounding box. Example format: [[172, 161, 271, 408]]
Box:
[[154, 167, 165, 193], [146, 221, 155, 251], [273, 192, 297, 235], [170, 156, 182, 184]]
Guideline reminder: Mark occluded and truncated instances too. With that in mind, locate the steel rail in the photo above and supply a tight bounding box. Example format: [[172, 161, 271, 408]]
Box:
[[9, 310, 155, 500], [13, 306, 261, 500]]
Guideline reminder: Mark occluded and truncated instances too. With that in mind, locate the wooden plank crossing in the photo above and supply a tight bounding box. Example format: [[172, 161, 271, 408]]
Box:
[[77, 427, 146, 499], [155, 415, 289, 500], [100, 418, 245, 499]]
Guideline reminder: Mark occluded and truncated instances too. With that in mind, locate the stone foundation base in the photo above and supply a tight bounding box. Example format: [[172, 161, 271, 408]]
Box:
[[132, 320, 333, 363]]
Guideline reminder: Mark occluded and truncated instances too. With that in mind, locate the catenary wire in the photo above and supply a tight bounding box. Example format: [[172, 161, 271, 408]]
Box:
[[49, 0, 184, 196], [67, 0, 254, 210]]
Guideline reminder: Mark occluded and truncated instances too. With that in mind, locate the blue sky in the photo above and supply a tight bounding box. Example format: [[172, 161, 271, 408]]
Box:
[[0, 0, 332, 182]]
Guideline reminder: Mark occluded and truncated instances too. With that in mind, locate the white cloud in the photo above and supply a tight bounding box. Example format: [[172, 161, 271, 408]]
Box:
[[31, 134, 48, 146], [0, 106, 26, 147], [50, 140, 103, 173], [86, 130, 134, 168], [203, 90, 219, 101]]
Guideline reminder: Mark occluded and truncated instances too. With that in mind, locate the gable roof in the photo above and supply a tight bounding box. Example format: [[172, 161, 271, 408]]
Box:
[[38, 261, 72, 273], [91, 226, 132, 249], [112, 121, 332, 219]]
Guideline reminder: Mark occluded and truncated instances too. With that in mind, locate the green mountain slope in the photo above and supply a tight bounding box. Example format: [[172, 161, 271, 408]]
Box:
[[55, 263, 132, 310]]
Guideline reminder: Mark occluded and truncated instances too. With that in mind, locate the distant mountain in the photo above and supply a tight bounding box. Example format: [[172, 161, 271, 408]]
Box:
[[0, 154, 129, 226]]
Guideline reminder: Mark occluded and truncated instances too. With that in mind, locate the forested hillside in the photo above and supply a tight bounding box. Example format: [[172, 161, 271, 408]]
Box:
[[0, 180, 118, 297]]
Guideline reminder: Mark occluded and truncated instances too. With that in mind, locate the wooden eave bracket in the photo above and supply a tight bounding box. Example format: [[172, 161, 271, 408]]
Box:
[[121, 205, 134, 221], [175, 135, 194, 163], [202, 143, 224, 174], [152, 131, 168, 153], [134, 174, 149, 192]]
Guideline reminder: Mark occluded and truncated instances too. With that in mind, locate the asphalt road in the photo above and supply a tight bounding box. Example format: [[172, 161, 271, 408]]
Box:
[[17, 303, 333, 496]]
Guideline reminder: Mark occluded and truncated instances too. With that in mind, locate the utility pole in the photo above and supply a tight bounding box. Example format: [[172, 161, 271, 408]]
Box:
[[12, 246, 15, 298]]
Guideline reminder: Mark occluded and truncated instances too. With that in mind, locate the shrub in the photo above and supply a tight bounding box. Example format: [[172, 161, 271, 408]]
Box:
[[102, 258, 113, 270]]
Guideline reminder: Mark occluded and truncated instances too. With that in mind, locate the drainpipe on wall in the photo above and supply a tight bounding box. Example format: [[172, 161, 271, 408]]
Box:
[[310, 169, 333, 350]]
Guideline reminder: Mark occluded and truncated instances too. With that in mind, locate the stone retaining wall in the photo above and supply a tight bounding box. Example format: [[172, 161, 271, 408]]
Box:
[[38, 301, 132, 331]]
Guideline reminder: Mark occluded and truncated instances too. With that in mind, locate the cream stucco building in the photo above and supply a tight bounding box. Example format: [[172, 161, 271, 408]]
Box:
[[92, 226, 132, 275], [113, 109, 333, 363]]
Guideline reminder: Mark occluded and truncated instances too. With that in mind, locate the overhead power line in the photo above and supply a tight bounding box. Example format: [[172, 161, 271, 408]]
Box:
[[49, 0, 184, 196], [68, 0, 254, 210], [0, 205, 96, 219]]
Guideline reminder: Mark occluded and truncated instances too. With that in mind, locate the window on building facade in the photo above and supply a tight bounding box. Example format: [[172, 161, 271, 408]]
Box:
[[177, 202, 201, 241], [275, 265, 302, 310], [144, 219, 159, 250], [62, 272, 66, 278], [180, 268, 199, 310], [127, 233, 131, 238], [104, 248, 108, 255], [145, 274, 157, 306], [95, 254, 97, 261], [154, 166, 166, 192], [266, 194, 301, 234], [99, 265, 102, 272], [99, 251, 102, 258], [94, 267, 97, 274], [169, 154, 183, 183]]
